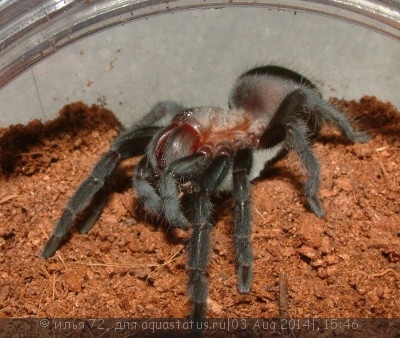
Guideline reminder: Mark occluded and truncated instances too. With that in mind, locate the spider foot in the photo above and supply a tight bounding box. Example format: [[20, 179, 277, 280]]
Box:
[[237, 266, 252, 294], [352, 131, 370, 144], [306, 196, 324, 218], [189, 269, 208, 318], [163, 206, 191, 229], [77, 217, 98, 234], [40, 234, 64, 259], [77, 206, 105, 234], [191, 302, 206, 319]]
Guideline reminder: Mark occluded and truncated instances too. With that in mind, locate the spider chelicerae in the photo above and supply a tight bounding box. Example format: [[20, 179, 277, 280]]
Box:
[[41, 65, 369, 318]]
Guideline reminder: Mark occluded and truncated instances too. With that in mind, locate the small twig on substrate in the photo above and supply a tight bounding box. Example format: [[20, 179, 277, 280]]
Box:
[[146, 245, 186, 282], [351, 268, 399, 278], [279, 271, 296, 338], [0, 194, 19, 204], [52, 273, 56, 300], [374, 146, 393, 185], [77, 245, 186, 270], [279, 271, 289, 318], [36, 279, 50, 317], [37, 266, 59, 315]]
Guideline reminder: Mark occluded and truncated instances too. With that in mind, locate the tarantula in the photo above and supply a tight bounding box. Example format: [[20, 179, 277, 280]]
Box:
[[41, 65, 369, 318]]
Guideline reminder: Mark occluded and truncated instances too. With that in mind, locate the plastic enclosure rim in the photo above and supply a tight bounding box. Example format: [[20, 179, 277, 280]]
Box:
[[0, 0, 399, 90]]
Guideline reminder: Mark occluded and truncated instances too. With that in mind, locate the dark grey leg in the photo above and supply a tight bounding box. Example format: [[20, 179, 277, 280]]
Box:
[[264, 90, 324, 217], [287, 123, 323, 217], [132, 155, 163, 216], [189, 154, 231, 318], [158, 153, 208, 229], [77, 192, 109, 234], [40, 126, 160, 258], [302, 88, 370, 143], [232, 148, 253, 293], [40, 101, 185, 259]]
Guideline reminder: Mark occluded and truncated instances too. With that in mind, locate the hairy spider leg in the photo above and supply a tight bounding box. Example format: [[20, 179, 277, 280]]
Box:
[[40, 126, 160, 259], [300, 88, 370, 143], [277, 87, 370, 217], [189, 153, 231, 318], [133, 152, 207, 226], [261, 89, 324, 218], [232, 148, 254, 293], [78, 101, 184, 233], [158, 153, 208, 229], [77, 190, 110, 234], [41, 101, 185, 259], [132, 155, 163, 215]]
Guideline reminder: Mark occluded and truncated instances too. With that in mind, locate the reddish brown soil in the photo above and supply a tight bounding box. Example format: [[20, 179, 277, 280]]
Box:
[[0, 97, 399, 321]]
